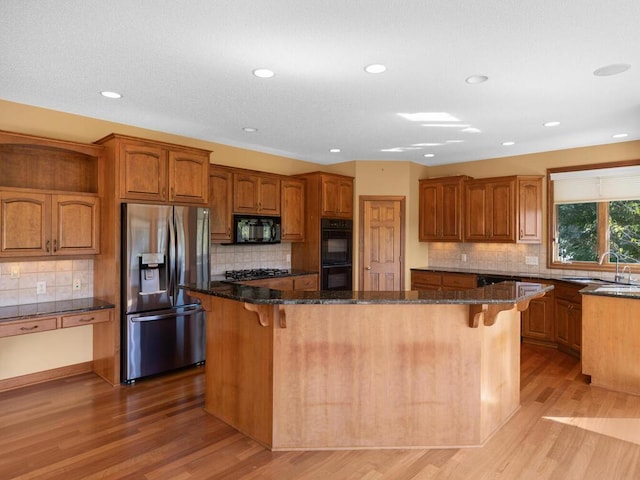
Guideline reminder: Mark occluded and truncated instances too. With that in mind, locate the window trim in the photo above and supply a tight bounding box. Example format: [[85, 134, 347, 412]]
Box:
[[547, 159, 640, 272]]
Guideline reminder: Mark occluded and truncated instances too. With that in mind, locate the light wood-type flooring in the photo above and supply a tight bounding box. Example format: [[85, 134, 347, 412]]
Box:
[[2, 343, 640, 479]]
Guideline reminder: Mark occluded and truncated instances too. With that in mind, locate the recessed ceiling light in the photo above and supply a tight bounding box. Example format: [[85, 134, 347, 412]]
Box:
[[423, 153, 435, 158], [465, 75, 488, 84], [461, 127, 481, 133], [502, 141, 515, 146], [593, 64, 631, 76], [446, 139, 464, 143], [242, 127, 258, 133], [399, 112, 459, 122], [252, 68, 275, 78], [364, 64, 386, 74], [329, 148, 341, 153], [543, 121, 561, 127], [100, 91, 122, 99], [612, 133, 629, 138], [413, 143, 443, 147]]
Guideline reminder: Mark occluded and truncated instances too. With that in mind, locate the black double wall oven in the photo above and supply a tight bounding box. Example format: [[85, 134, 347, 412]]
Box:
[[320, 218, 353, 290]]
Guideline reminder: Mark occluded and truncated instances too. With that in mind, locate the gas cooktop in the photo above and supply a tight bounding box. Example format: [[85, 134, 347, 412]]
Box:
[[224, 268, 290, 281]]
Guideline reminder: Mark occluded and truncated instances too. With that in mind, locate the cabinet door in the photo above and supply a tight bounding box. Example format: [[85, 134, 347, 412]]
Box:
[[0, 191, 50, 257], [52, 195, 100, 255], [209, 167, 233, 242], [521, 296, 554, 341], [554, 299, 571, 347], [441, 180, 464, 241], [168, 150, 209, 204], [258, 176, 281, 215], [293, 274, 318, 291], [518, 177, 542, 243], [465, 182, 489, 241], [410, 271, 441, 290], [281, 179, 305, 241], [489, 180, 515, 241], [418, 182, 439, 240], [570, 304, 582, 352], [233, 173, 260, 213], [119, 143, 167, 201], [338, 179, 353, 217]]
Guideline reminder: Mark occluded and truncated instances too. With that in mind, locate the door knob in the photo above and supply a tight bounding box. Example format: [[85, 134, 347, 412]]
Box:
[[366, 266, 371, 270]]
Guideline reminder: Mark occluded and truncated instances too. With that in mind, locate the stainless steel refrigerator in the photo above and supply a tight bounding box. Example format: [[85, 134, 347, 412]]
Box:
[[121, 203, 210, 383]]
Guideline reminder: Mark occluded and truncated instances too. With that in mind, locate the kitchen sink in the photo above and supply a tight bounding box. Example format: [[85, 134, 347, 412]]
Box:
[[561, 277, 609, 284]]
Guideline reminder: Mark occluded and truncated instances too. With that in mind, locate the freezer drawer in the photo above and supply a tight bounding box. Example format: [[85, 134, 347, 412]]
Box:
[[122, 306, 205, 383]]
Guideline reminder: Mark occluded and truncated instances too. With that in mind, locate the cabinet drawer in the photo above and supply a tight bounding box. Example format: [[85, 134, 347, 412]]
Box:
[[553, 282, 582, 302], [441, 273, 477, 290], [294, 275, 318, 291], [61, 309, 111, 328], [411, 271, 442, 289], [0, 317, 57, 338], [242, 277, 294, 290]]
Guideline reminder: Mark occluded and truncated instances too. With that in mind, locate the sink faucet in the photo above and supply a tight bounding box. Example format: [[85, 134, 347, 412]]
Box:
[[599, 251, 624, 283]]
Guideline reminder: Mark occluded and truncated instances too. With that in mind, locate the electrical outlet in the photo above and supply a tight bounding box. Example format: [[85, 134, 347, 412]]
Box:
[[286, 254, 291, 263], [36, 281, 46, 294], [461, 253, 468, 262], [10, 264, 20, 279], [73, 279, 81, 290], [525, 256, 539, 266]]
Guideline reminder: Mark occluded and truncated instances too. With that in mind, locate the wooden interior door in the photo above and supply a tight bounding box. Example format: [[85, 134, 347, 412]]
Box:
[[360, 197, 404, 291]]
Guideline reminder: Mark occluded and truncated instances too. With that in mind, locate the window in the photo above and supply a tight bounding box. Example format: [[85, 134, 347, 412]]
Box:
[[548, 162, 640, 270]]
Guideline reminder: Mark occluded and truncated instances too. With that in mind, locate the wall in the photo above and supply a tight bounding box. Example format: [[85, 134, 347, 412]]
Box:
[[210, 243, 291, 275]]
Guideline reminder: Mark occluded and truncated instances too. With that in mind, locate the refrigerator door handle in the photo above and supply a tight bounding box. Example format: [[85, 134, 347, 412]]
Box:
[[168, 210, 177, 302], [130, 306, 204, 323]]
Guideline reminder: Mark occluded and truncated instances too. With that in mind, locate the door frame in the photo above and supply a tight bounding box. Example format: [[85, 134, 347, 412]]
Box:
[[358, 195, 406, 291]]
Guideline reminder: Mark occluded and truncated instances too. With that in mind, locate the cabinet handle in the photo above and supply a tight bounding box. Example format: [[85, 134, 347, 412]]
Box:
[[20, 325, 39, 331], [78, 317, 95, 323], [520, 229, 524, 237], [46, 240, 50, 253], [53, 239, 57, 252], [170, 187, 175, 199]]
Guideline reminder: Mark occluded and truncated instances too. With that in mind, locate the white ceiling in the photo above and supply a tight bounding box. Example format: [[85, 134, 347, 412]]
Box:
[[1, 1, 639, 166]]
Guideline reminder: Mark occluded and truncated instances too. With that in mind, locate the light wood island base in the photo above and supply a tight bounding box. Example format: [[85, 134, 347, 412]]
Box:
[[191, 294, 523, 450]]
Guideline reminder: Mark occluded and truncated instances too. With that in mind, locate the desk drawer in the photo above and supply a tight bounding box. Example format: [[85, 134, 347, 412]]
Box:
[[0, 317, 57, 338], [61, 309, 111, 328]]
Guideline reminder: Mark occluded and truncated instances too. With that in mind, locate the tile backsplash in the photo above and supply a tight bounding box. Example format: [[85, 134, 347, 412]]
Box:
[[0, 260, 94, 307], [210, 243, 292, 275]]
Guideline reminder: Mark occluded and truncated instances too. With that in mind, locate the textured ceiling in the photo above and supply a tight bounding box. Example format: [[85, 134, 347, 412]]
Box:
[[1, 0, 639, 166]]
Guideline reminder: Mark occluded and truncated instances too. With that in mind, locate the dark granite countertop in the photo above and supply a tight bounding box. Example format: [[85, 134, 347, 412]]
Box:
[[410, 266, 614, 285], [182, 281, 553, 306], [0, 298, 115, 322], [579, 283, 640, 300]]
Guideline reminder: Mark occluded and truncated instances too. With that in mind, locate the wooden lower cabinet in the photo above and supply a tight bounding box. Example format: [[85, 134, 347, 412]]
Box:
[[411, 270, 477, 291], [553, 282, 582, 357], [240, 274, 318, 291], [411, 271, 442, 291]]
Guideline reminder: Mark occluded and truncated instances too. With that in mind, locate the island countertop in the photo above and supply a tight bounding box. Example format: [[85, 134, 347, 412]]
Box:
[[182, 280, 553, 306]]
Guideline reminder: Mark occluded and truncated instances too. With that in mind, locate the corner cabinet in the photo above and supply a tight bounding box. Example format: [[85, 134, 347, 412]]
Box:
[[419, 176, 468, 241], [281, 178, 305, 242], [209, 166, 234, 242], [464, 175, 542, 243], [233, 172, 281, 215], [95, 134, 210, 205]]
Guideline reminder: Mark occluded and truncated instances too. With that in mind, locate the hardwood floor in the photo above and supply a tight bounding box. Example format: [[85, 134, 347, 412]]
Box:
[[1, 344, 640, 479]]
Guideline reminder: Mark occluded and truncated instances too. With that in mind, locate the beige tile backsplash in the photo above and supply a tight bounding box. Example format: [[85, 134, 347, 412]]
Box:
[[210, 243, 292, 275], [0, 260, 94, 307]]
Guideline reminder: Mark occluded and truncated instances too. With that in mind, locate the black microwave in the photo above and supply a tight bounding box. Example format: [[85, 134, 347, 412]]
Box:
[[234, 215, 281, 244]]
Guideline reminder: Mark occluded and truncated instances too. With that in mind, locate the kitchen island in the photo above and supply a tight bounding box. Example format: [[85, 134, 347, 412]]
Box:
[[184, 281, 552, 450], [581, 284, 640, 395]]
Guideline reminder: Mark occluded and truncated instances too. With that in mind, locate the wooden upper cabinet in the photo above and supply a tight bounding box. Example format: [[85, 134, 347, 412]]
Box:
[[464, 175, 541, 243], [320, 174, 353, 218], [517, 176, 543, 243], [96, 134, 210, 205], [281, 178, 305, 242], [0, 191, 99, 257], [168, 150, 209, 204], [53, 194, 100, 255], [233, 172, 281, 215], [209, 166, 234, 242], [419, 176, 467, 241]]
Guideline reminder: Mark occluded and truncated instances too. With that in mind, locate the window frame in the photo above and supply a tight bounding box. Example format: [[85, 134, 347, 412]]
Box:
[[547, 159, 640, 272]]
